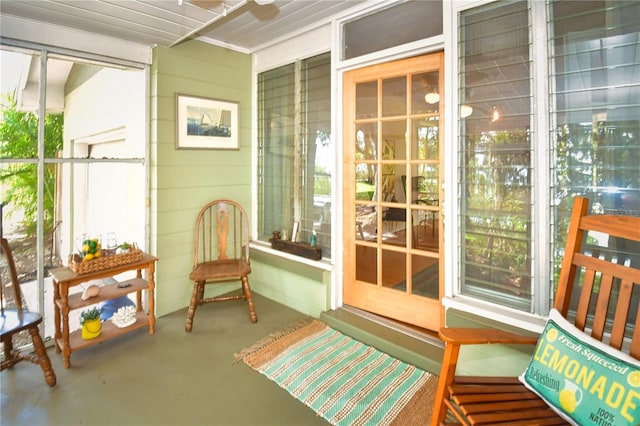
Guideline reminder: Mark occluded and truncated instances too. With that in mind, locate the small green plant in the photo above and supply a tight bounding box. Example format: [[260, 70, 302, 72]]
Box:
[[79, 307, 101, 325]]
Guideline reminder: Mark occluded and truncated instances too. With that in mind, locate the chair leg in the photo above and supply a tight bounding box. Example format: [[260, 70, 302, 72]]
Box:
[[185, 281, 203, 332], [241, 275, 257, 323], [431, 342, 461, 426], [1, 336, 18, 370], [29, 327, 56, 387]]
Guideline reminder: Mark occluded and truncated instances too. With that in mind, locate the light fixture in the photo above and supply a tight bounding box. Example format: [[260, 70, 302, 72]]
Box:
[[178, 0, 183, 5], [424, 91, 440, 105], [254, 0, 275, 4], [460, 104, 473, 118], [491, 106, 500, 122]]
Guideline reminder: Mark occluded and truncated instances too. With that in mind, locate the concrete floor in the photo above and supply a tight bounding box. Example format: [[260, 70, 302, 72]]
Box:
[[1, 294, 331, 426]]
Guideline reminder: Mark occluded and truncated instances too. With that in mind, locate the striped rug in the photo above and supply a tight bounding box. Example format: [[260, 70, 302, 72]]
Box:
[[236, 319, 437, 426]]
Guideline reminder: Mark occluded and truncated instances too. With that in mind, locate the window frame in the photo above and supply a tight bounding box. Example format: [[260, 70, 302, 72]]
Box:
[[444, 0, 640, 332], [254, 52, 333, 262]]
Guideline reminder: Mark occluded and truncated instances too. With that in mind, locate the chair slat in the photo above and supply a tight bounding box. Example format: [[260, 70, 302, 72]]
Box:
[[467, 407, 559, 425], [632, 313, 640, 359], [591, 272, 613, 340], [609, 278, 634, 349], [460, 399, 550, 413], [574, 267, 595, 331]]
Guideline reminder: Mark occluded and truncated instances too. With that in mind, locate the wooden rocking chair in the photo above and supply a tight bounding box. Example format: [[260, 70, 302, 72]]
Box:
[[185, 199, 257, 332], [431, 196, 640, 425]]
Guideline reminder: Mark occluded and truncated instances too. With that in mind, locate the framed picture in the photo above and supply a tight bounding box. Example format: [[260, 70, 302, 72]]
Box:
[[175, 94, 238, 150]]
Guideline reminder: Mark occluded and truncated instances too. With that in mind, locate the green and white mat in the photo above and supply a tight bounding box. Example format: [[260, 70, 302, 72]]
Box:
[[237, 319, 437, 426]]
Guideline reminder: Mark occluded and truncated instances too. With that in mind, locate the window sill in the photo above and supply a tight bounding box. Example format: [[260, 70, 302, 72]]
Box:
[[250, 241, 333, 271], [442, 295, 547, 334]]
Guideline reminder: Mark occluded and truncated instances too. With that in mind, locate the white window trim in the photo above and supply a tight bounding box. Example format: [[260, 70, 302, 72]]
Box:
[[443, 295, 547, 334]]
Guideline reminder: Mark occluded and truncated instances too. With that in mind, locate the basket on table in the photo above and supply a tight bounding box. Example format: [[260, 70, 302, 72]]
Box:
[[68, 247, 142, 274]]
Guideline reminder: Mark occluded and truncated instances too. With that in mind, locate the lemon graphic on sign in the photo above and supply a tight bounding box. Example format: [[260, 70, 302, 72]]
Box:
[[628, 371, 640, 388], [559, 380, 582, 414], [546, 327, 558, 342]]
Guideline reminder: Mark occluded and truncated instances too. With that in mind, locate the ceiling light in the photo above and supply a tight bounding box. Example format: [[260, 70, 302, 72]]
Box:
[[491, 106, 500, 122], [460, 105, 473, 118], [424, 92, 440, 105], [254, 0, 275, 4]]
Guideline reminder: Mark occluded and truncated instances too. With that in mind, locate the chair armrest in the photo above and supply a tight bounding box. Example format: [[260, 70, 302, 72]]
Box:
[[439, 327, 539, 345]]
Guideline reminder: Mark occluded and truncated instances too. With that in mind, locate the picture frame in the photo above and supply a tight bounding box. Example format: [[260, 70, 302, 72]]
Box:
[[175, 94, 238, 150]]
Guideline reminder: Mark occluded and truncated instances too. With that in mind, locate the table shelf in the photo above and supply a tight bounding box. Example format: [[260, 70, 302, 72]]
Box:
[[58, 278, 148, 311], [49, 252, 157, 368], [58, 311, 150, 353]]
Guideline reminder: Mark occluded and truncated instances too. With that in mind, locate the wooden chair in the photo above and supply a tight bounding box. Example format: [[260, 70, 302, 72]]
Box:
[[1, 237, 56, 386], [431, 196, 640, 425], [185, 199, 257, 332]]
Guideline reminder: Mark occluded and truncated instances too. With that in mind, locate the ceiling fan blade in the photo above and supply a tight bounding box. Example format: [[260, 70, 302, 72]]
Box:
[[170, 0, 250, 47]]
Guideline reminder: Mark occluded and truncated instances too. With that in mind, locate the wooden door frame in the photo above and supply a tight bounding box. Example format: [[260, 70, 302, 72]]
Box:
[[342, 52, 444, 331]]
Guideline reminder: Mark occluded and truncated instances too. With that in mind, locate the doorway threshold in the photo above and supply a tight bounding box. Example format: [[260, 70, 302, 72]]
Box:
[[320, 306, 444, 375]]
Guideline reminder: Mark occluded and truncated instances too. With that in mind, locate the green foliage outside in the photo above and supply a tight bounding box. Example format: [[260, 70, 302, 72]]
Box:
[[0, 93, 63, 235]]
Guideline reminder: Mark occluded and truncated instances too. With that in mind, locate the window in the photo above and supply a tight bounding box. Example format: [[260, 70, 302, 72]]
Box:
[[458, 0, 534, 312], [549, 0, 640, 318], [1, 44, 146, 340], [257, 53, 332, 259], [457, 0, 640, 316], [342, 1, 442, 60]]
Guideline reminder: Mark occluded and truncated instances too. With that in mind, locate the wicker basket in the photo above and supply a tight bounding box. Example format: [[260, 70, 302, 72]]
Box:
[[68, 248, 143, 275]]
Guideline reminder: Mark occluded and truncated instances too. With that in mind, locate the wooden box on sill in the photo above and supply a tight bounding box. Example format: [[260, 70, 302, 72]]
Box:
[[271, 239, 322, 261]]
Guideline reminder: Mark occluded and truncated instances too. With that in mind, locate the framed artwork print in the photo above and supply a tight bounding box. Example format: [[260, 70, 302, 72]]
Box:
[[175, 94, 238, 150]]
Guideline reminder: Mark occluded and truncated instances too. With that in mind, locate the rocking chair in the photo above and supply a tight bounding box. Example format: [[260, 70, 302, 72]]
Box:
[[431, 196, 640, 425]]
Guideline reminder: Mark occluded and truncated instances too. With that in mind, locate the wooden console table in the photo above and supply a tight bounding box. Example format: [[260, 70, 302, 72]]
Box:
[[49, 253, 157, 368]]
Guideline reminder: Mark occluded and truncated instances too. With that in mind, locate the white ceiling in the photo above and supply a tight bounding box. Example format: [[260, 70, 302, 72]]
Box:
[[0, 0, 368, 53]]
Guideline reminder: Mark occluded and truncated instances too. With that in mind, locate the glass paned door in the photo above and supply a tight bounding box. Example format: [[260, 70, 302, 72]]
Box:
[[343, 53, 444, 331]]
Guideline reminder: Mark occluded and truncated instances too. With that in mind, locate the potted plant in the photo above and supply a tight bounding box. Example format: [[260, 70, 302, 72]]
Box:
[[80, 307, 102, 340]]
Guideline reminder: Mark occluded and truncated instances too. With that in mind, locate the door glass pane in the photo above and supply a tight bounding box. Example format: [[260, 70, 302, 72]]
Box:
[[382, 249, 406, 289], [382, 206, 407, 248], [415, 165, 439, 206], [356, 245, 377, 284], [355, 205, 378, 242], [412, 118, 439, 160], [412, 71, 440, 114], [382, 77, 406, 117], [355, 123, 377, 161], [411, 254, 438, 298], [356, 81, 377, 119], [356, 163, 376, 201], [382, 121, 406, 160], [380, 163, 404, 204]]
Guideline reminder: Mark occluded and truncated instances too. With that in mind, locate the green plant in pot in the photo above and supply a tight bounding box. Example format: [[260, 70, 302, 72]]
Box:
[[80, 307, 102, 340]]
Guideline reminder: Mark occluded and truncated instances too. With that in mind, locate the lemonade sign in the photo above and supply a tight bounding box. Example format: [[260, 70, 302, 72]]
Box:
[[520, 310, 640, 426]]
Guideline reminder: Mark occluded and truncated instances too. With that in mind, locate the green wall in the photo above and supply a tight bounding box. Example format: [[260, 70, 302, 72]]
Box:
[[150, 41, 253, 316], [149, 40, 329, 319]]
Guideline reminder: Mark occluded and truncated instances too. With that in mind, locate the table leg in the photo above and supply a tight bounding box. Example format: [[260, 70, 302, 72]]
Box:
[[60, 284, 71, 368], [52, 279, 61, 353], [147, 262, 156, 335]]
